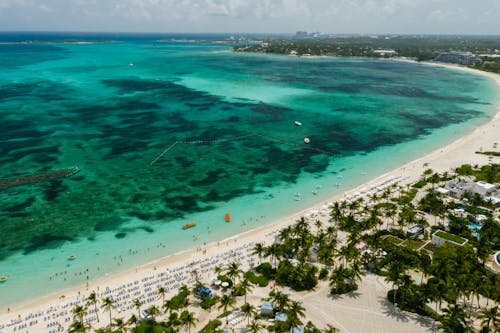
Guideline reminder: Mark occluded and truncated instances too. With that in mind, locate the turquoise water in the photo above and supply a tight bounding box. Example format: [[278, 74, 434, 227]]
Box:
[[0, 33, 498, 307]]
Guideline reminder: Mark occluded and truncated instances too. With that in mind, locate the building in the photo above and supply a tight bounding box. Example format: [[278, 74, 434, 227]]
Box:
[[434, 51, 483, 66], [445, 180, 499, 202], [291, 326, 305, 333], [275, 312, 288, 322], [260, 301, 274, 316], [406, 224, 424, 238], [432, 230, 468, 247], [373, 49, 398, 57]]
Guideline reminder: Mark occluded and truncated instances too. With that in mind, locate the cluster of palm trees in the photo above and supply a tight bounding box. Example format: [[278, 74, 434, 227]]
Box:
[[67, 164, 498, 333], [67, 286, 197, 333], [328, 169, 500, 332]]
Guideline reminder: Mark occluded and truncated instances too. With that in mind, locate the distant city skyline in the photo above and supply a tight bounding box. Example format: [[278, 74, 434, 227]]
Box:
[[0, 0, 499, 35]]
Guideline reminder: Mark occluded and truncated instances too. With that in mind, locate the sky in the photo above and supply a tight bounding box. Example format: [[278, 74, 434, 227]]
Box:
[[0, 0, 499, 34]]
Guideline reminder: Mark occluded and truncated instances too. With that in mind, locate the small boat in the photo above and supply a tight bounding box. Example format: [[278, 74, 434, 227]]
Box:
[[182, 222, 197, 229], [0, 276, 8, 283], [225, 213, 231, 222], [304, 137, 310, 144], [295, 121, 302, 126], [128, 63, 134, 67], [67, 254, 77, 261]]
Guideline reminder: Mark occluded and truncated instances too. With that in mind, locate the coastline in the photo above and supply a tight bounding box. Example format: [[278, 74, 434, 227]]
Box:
[[0, 62, 499, 332]]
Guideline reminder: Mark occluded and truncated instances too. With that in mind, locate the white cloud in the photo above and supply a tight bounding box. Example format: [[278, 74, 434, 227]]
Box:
[[0, 0, 498, 33]]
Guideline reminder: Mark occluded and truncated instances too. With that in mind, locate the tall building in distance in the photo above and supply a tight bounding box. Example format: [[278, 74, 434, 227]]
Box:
[[434, 51, 483, 66]]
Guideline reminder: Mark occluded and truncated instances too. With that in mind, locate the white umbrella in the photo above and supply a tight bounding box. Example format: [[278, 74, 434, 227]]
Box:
[[221, 282, 229, 288]]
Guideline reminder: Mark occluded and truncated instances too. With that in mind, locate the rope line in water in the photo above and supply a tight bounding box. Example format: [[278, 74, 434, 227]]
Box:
[[150, 132, 337, 166]]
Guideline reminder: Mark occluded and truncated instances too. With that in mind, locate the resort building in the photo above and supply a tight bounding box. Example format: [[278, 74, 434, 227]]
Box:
[[291, 326, 305, 333], [373, 49, 398, 57], [434, 51, 483, 66], [260, 301, 274, 316], [444, 180, 499, 202], [432, 230, 468, 247]]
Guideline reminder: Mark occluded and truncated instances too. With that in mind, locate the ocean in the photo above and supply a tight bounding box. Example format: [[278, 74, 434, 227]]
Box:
[[0, 32, 497, 307]]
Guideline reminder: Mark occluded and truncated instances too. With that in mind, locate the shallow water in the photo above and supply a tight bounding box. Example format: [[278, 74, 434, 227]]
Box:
[[0, 33, 497, 307]]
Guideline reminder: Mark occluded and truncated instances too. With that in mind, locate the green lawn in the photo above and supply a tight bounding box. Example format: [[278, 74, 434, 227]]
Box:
[[423, 242, 436, 253], [402, 239, 426, 251], [434, 230, 467, 245], [383, 235, 404, 245]]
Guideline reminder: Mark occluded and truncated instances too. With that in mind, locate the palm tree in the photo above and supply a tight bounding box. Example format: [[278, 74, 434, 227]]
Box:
[[265, 243, 281, 268], [100, 297, 115, 328], [384, 260, 405, 304], [241, 302, 256, 324], [163, 298, 174, 316], [148, 305, 160, 321], [270, 290, 291, 313], [94, 328, 108, 333], [286, 300, 306, 326], [180, 310, 197, 333], [323, 324, 338, 333], [239, 277, 254, 303], [247, 320, 263, 333], [253, 243, 265, 263], [72, 305, 87, 324], [86, 291, 100, 323], [478, 306, 499, 332], [112, 317, 127, 332], [218, 294, 235, 324], [127, 314, 138, 329], [226, 261, 242, 287], [157, 286, 167, 307], [133, 298, 142, 320], [438, 303, 472, 333], [67, 320, 89, 333]]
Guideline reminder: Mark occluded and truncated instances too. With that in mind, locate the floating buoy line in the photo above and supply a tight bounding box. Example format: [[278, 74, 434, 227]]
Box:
[[150, 132, 338, 166]]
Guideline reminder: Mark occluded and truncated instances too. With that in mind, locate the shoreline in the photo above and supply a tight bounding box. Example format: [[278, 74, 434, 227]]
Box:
[[1, 61, 499, 332]]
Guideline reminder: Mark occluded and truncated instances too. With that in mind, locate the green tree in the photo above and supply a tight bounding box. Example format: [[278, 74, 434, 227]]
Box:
[[227, 261, 243, 287], [478, 305, 499, 333], [239, 277, 254, 303], [438, 303, 472, 333], [100, 297, 115, 328], [286, 300, 306, 327], [157, 286, 167, 307], [253, 243, 265, 263], [241, 303, 256, 325], [147, 305, 160, 321], [67, 320, 89, 333], [127, 314, 138, 329], [247, 320, 263, 333], [72, 305, 87, 324], [87, 291, 100, 323], [179, 310, 198, 333], [112, 317, 127, 332], [270, 290, 291, 312], [163, 298, 173, 316], [133, 298, 142, 320]]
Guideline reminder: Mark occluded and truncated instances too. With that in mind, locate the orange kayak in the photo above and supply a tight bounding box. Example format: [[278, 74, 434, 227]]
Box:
[[225, 213, 231, 222], [182, 222, 197, 229]]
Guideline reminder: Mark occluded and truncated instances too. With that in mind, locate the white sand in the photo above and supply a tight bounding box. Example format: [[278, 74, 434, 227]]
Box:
[[0, 63, 498, 333]]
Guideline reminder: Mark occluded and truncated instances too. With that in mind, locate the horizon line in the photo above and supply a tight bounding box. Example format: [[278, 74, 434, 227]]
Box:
[[1, 30, 500, 37]]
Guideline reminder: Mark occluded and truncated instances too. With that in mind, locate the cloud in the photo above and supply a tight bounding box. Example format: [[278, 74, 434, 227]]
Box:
[[0, 0, 498, 33]]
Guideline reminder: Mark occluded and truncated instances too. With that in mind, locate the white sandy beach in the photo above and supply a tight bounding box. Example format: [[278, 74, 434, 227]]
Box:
[[0, 63, 498, 333]]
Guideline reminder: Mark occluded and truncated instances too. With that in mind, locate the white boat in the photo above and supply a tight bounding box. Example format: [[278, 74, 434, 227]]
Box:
[[295, 121, 302, 126], [304, 137, 310, 144]]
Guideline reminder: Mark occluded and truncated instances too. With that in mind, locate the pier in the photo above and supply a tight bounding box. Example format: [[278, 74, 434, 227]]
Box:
[[0, 167, 80, 190]]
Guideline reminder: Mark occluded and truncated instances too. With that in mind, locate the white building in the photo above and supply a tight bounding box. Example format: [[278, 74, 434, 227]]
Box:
[[445, 180, 499, 202]]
